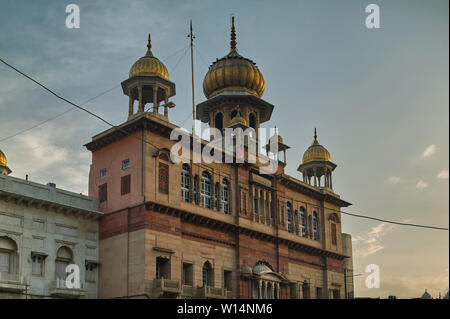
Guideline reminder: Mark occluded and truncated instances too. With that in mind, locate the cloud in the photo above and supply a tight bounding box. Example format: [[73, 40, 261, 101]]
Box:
[[352, 223, 396, 258], [355, 271, 449, 299], [385, 176, 400, 184], [437, 170, 449, 179], [416, 180, 428, 190], [421, 144, 436, 158]]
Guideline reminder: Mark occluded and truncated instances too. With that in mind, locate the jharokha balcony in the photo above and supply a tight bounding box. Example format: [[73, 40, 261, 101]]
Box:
[[198, 286, 231, 299], [0, 272, 28, 293], [147, 279, 233, 299], [148, 278, 182, 297], [49, 279, 85, 298]]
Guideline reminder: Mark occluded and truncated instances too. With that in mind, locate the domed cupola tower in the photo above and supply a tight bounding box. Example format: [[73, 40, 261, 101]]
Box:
[[297, 129, 336, 189], [121, 34, 176, 120], [197, 17, 274, 139], [0, 148, 12, 175]]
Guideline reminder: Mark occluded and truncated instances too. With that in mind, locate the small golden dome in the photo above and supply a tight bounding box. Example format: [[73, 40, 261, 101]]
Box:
[[229, 114, 248, 128], [0, 149, 6, 167], [228, 106, 248, 128], [270, 134, 283, 144], [203, 17, 265, 99], [129, 34, 169, 80], [302, 129, 331, 163]]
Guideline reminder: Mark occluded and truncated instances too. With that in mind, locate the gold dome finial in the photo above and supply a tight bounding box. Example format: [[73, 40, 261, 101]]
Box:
[[230, 16, 237, 53], [313, 128, 319, 144], [302, 128, 331, 163], [0, 149, 6, 167], [146, 33, 153, 56], [128, 34, 169, 80]]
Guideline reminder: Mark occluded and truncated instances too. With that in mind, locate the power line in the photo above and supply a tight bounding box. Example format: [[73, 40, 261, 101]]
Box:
[[0, 46, 190, 143], [0, 85, 119, 143], [341, 210, 448, 231], [0, 57, 166, 154], [1, 57, 449, 233]]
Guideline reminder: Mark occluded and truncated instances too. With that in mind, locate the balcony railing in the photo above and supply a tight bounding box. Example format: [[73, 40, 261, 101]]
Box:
[[150, 278, 182, 297], [198, 286, 230, 299], [49, 279, 85, 298], [0, 272, 28, 292]]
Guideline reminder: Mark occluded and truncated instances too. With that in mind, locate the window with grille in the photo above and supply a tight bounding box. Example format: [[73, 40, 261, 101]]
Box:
[[222, 179, 230, 214], [181, 165, 190, 202], [194, 175, 199, 205], [0, 251, 11, 273], [300, 207, 307, 237], [313, 212, 319, 240], [201, 172, 212, 209], [215, 183, 220, 210], [159, 163, 169, 194], [122, 159, 130, 170], [287, 202, 293, 233], [121, 174, 131, 195], [331, 223, 337, 245]]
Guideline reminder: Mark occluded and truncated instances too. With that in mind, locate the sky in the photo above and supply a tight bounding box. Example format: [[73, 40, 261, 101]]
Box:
[[0, 0, 448, 298]]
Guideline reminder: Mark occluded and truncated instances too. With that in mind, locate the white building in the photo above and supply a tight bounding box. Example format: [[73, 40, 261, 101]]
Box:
[[0, 150, 102, 298]]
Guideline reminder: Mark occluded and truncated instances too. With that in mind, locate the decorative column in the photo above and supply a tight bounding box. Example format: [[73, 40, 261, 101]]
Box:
[[138, 85, 144, 112], [258, 280, 262, 299], [153, 85, 159, 113], [128, 92, 134, 117], [164, 90, 169, 117]]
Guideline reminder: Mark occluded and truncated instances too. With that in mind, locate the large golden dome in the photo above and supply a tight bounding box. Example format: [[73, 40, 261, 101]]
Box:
[[0, 149, 6, 167], [302, 129, 331, 163], [129, 34, 169, 80], [203, 17, 265, 99]]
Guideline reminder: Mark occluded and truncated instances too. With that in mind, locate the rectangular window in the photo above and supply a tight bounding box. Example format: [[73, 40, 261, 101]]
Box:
[[223, 270, 232, 291], [100, 168, 107, 178], [182, 263, 193, 286], [85, 263, 96, 283], [121, 174, 131, 195], [331, 223, 337, 245], [122, 159, 130, 170], [156, 257, 170, 279], [98, 183, 107, 203], [316, 287, 322, 299], [31, 255, 45, 276], [333, 289, 340, 299]]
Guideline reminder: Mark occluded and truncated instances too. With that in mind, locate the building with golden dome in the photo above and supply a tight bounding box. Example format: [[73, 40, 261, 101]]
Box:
[[0, 148, 12, 175], [84, 18, 353, 299]]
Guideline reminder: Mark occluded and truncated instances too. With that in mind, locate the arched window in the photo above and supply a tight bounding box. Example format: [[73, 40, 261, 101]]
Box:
[[0, 237, 17, 274], [158, 154, 169, 194], [55, 246, 73, 280], [201, 171, 212, 209], [214, 113, 223, 133], [194, 175, 199, 205], [202, 261, 213, 287], [286, 202, 293, 233], [230, 109, 238, 119], [294, 210, 299, 234], [300, 207, 306, 237], [313, 211, 319, 240], [222, 179, 230, 214], [249, 113, 257, 139], [308, 215, 313, 238], [249, 113, 257, 130], [215, 182, 220, 211], [181, 164, 190, 202]]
